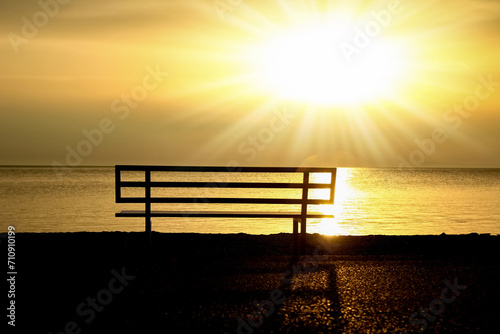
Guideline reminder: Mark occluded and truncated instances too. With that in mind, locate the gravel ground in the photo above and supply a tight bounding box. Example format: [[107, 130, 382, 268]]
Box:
[[148, 256, 498, 334], [8, 232, 500, 333]]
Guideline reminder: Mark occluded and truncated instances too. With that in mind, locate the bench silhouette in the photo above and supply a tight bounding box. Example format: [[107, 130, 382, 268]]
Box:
[[115, 165, 337, 255]]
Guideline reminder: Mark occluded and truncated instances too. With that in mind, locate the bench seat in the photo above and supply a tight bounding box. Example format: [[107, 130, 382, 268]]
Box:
[[116, 210, 334, 219]]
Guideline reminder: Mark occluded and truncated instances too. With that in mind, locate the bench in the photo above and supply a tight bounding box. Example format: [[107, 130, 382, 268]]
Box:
[[115, 165, 337, 255]]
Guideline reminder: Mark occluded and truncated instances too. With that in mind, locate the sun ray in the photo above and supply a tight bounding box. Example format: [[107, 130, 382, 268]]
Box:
[[169, 0, 500, 168]]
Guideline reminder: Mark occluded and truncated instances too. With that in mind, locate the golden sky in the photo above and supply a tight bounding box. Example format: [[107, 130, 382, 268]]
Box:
[[1, 0, 499, 167]]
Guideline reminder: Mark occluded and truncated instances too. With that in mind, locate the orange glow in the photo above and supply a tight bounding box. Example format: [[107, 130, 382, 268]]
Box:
[[1, 1, 499, 167]]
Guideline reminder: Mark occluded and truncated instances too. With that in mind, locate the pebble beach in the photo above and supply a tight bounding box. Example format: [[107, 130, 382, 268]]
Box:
[[7, 232, 500, 333]]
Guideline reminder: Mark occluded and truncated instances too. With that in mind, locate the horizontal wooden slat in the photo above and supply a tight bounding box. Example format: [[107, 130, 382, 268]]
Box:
[[116, 197, 333, 204], [116, 210, 334, 218], [116, 165, 337, 173], [118, 181, 333, 189]]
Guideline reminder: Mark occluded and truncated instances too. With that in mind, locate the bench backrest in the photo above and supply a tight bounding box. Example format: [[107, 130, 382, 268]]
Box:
[[115, 165, 337, 216]]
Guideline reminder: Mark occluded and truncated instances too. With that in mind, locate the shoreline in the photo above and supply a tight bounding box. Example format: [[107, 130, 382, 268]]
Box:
[[8, 231, 500, 256]]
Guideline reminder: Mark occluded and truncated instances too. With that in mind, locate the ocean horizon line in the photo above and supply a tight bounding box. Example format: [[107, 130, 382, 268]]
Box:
[[2, 165, 500, 169]]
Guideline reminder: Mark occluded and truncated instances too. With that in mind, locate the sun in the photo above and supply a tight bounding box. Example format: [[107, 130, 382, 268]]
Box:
[[254, 23, 408, 106]]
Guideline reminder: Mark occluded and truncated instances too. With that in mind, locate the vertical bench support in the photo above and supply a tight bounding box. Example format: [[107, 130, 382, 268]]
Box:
[[329, 170, 337, 204], [145, 168, 152, 251], [300, 172, 310, 255]]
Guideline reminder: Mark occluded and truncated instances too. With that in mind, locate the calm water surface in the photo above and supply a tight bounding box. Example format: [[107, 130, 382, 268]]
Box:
[[1, 167, 499, 235]]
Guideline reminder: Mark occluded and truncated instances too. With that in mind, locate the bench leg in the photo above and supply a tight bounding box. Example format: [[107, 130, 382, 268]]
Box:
[[300, 217, 307, 255], [146, 217, 152, 253], [293, 218, 299, 257]]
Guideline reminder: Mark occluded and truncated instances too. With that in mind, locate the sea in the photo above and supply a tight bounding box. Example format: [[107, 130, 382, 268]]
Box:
[[1, 166, 499, 235]]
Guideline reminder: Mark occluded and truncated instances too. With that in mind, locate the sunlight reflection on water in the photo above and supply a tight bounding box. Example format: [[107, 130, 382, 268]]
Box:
[[309, 168, 500, 235], [310, 168, 359, 235]]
